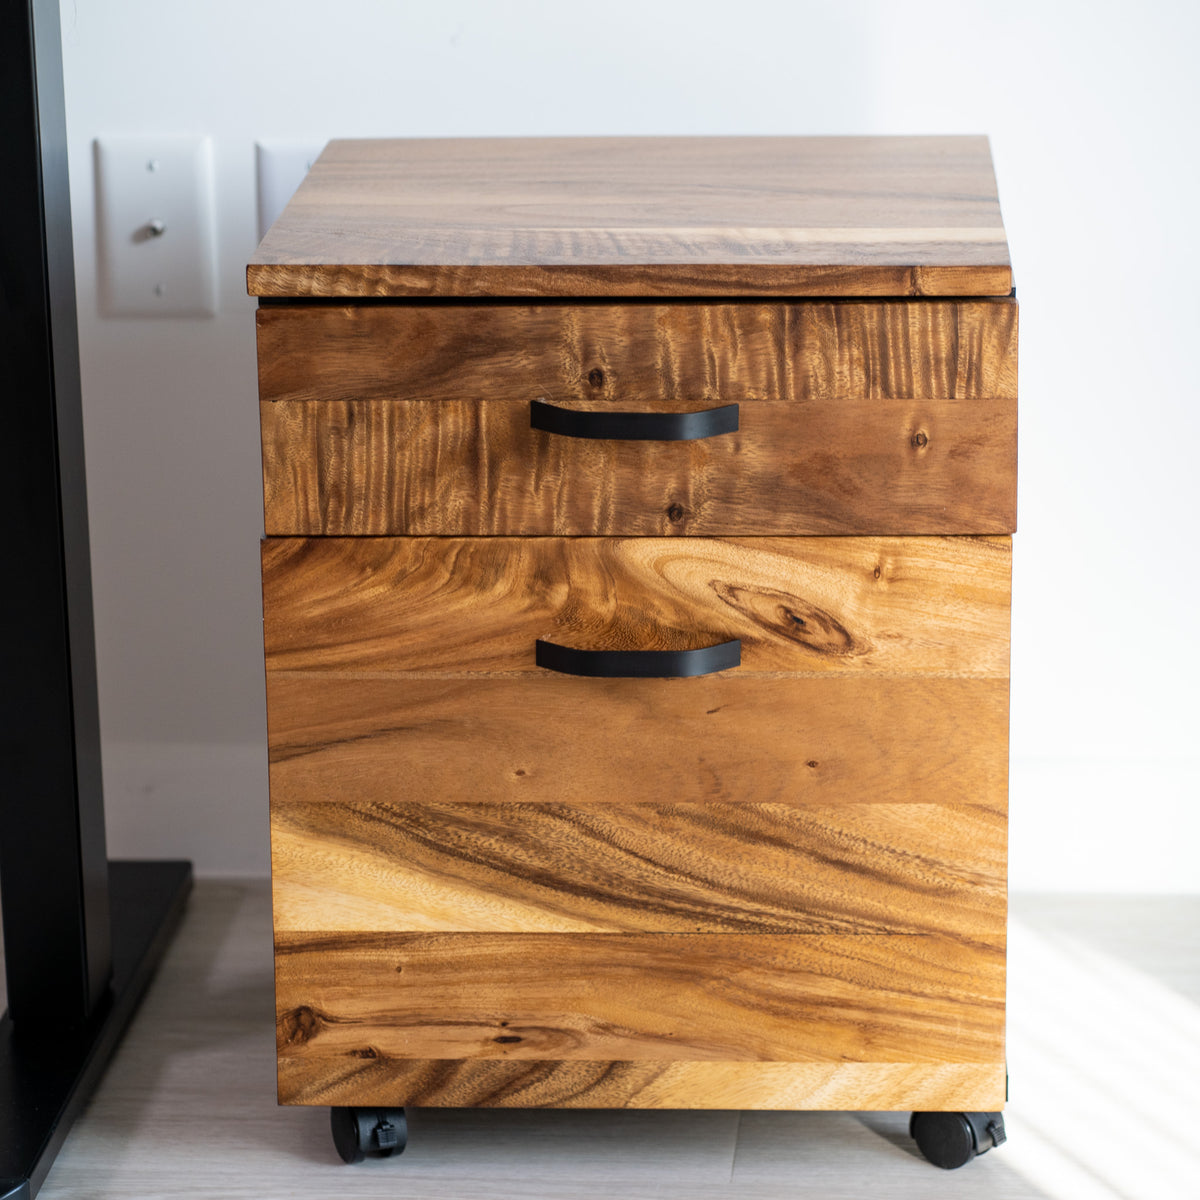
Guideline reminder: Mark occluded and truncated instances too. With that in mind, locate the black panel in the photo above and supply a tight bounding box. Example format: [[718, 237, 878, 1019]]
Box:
[[0, 0, 112, 1027], [0, 3, 192, 1196]]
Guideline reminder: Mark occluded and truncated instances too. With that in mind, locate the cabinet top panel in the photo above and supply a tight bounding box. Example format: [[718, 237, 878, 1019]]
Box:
[[247, 136, 1011, 300]]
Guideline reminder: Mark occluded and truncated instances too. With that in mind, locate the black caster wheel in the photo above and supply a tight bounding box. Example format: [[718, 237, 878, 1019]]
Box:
[[910, 1110, 1006, 1169], [330, 1106, 408, 1165]]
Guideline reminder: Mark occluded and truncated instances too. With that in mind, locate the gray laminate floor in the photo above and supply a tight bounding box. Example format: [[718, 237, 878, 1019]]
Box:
[[5, 884, 1197, 1199]]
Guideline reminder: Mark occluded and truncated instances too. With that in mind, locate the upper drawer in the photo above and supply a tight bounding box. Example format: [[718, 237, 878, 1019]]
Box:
[[257, 300, 1016, 537]]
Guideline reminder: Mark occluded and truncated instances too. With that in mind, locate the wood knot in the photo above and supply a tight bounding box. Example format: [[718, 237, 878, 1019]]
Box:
[[587, 368, 605, 387], [711, 581, 865, 658], [911, 430, 929, 449], [873, 566, 882, 580], [666, 503, 686, 523], [806, 760, 820, 769], [351, 1046, 379, 1059], [278, 1005, 325, 1048], [514, 768, 527, 777]]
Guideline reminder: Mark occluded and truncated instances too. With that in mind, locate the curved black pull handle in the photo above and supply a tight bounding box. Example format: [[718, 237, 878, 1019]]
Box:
[[530, 400, 738, 441], [535, 638, 741, 678]]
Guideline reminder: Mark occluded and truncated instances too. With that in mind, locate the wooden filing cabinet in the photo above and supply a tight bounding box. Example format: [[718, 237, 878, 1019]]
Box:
[[249, 136, 1016, 1168]]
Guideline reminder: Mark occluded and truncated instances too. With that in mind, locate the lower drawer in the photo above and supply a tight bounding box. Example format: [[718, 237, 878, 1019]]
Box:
[[264, 534, 1010, 1108]]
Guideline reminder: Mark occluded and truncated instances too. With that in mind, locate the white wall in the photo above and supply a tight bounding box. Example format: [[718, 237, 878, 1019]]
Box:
[[59, 0, 1199, 888]]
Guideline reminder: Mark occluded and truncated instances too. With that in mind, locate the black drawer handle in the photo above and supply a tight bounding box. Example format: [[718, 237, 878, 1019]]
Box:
[[530, 400, 739, 441], [535, 638, 741, 678]]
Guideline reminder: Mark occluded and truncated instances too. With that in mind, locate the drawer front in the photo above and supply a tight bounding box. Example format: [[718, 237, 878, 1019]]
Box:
[[257, 300, 1017, 536], [265, 535, 1010, 939]]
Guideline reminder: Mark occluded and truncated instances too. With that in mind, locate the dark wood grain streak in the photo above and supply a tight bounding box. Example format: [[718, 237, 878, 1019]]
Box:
[[277, 1057, 1008, 1110], [270, 801, 1006, 937], [255, 301, 1018, 404], [247, 136, 1011, 298], [260, 536, 1012, 675], [274, 932, 1006, 1064]]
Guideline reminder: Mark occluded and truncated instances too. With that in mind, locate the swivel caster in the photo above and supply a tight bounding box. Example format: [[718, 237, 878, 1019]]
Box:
[[910, 1110, 1006, 1169], [330, 1106, 408, 1165]]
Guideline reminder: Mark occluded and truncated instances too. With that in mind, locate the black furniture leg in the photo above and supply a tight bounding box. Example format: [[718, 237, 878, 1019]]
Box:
[[0, 3, 192, 1196]]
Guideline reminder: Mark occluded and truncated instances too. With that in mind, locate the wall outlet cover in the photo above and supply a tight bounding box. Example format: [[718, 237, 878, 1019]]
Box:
[[94, 135, 217, 318], [255, 141, 327, 243]]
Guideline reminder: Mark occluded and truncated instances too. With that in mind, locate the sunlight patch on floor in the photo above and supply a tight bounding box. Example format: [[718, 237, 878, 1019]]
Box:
[[1005, 917, 1200, 1200]]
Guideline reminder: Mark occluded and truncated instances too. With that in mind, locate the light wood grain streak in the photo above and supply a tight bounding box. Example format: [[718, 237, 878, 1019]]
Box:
[[265, 675, 1010, 810], [260, 537, 1012, 676], [277, 1057, 1008, 1111], [270, 801, 1006, 937], [274, 932, 1005, 1065], [247, 136, 1011, 297], [249, 262, 1014, 300], [255, 301, 1018, 404]]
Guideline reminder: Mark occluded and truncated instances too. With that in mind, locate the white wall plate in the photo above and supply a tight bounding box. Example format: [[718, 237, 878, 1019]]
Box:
[[94, 135, 217, 317], [255, 140, 327, 243]]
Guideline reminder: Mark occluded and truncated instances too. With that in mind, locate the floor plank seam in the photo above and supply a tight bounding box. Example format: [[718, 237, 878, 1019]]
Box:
[[728, 1109, 744, 1183]]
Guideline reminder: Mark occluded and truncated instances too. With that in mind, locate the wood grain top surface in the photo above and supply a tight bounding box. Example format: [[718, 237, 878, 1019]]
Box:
[[247, 136, 1011, 298]]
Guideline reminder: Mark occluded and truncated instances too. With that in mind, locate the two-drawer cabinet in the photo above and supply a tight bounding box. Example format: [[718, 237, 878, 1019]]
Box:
[[249, 136, 1017, 1170]]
